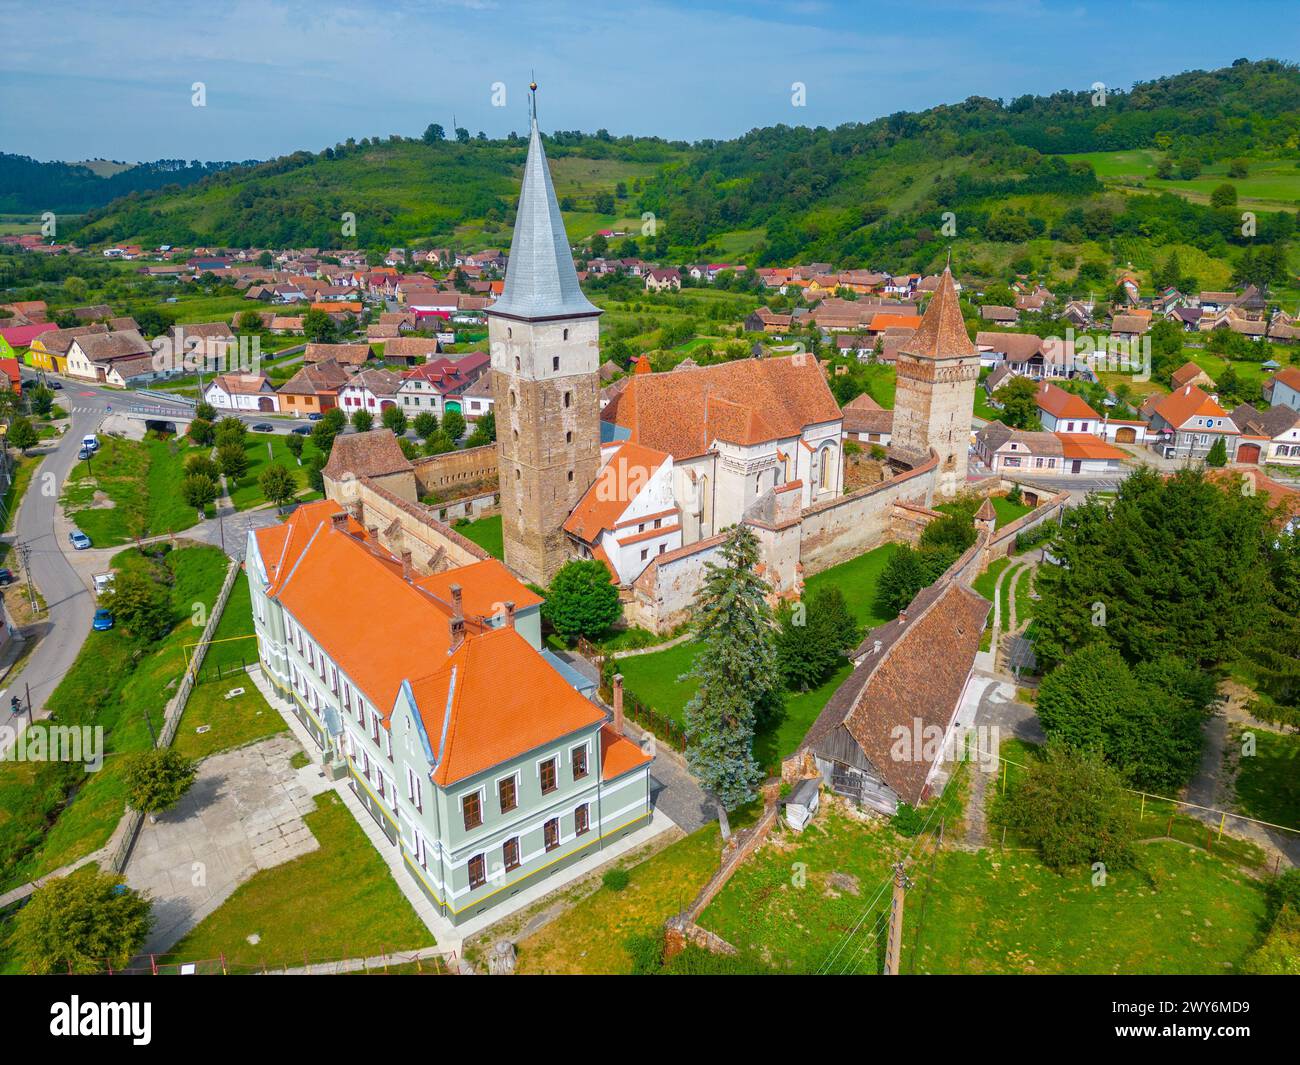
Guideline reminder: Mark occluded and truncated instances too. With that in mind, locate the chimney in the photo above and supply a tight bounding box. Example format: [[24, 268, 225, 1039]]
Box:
[[612, 673, 624, 733], [897, 609, 908, 624], [367, 524, 379, 541], [504, 600, 516, 629], [448, 583, 465, 651], [330, 510, 348, 530], [401, 549, 413, 580], [873, 639, 882, 654]]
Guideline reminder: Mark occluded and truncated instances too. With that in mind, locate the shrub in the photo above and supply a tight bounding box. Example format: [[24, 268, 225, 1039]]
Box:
[[12, 870, 152, 974], [542, 560, 621, 639], [602, 868, 631, 892], [124, 748, 198, 814]]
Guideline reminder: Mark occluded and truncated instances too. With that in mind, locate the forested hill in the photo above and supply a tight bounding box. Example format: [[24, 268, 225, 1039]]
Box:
[[36, 59, 1300, 272], [0, 155, 252, 214], [63, 131, 686, 251], [638, 59, 1300, 266]]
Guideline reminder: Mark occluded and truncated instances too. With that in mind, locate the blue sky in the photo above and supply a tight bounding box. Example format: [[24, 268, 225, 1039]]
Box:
[[2, 0, 1297, 162]]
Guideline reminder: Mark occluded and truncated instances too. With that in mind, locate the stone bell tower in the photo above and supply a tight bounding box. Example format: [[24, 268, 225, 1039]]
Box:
[[487, 87, 602, 586], [887, 266, 979, 498]]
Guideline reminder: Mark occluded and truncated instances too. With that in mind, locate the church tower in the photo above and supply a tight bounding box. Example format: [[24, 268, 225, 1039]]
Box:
[[888, 267, 979, 498], [487, 90, 602, 586]]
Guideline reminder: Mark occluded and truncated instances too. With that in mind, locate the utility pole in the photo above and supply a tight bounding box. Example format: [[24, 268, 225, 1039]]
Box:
[[24, 681, 33, 727], [882, 861, 912, 975], [16, 541, 37, 617]]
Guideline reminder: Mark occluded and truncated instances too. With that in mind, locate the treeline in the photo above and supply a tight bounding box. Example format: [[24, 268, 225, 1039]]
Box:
[[0, 154, 250, 213]]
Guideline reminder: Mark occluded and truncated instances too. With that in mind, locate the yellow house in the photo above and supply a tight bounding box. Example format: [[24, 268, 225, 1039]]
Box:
[[28, 323, 109, 375]]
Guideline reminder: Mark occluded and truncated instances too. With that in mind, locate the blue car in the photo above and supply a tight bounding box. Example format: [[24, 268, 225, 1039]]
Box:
[[93, 609, 114, 631], [69, 530, 92, 550]]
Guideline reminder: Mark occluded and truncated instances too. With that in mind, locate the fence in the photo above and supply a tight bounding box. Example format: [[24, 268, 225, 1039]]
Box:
[[104, 557, 243, 874], [50, 946, 457, 976], [593, 659, 687, 753]]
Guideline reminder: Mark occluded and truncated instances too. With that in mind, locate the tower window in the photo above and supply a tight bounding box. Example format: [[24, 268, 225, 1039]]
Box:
[[507, 327, 513, 338], [566, 431, 572, 444], [510, 391, 516, 408], [567, 470, 574, 482], [515, 356, 520, 372], [564, 392, 571, 408], [515, 467, 521, 480], [563, 328, 569, 340], [553, 356, 559, 371]]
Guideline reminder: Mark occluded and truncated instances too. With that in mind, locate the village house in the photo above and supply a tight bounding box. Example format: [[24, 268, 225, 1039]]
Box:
[[1170, 361, 1216, 391], [27, 323, 109, 374], [277, 359, 351, 417], [974, 422, 1064, 474], [1229, 403, 1300, 466], [204, 372, 279, 412], [246, 498, 652, 926], [1034, 380, 1101, 435], [643, 268, 681, 292], [1142, 384, 1239, 461], [338, 367, 403, 416], [1265, 367, 1300, 411], [396, 352, 491, 418], [64, 329, 160, 386], [382, 337, 443, 366], [840, 392, 892, 447], [305, 342, 372, 369], [979, 305, 1019, 325]]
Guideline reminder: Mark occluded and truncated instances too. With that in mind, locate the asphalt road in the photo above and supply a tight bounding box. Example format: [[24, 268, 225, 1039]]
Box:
[[1, 380, 207, 744]]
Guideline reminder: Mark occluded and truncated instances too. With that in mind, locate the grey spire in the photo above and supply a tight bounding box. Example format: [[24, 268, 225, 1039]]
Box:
[[489, 104, 599, 321]]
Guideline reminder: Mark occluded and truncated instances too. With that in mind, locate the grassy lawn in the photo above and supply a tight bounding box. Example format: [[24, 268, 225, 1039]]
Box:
[[171, 680, 287, 762], [696, 793, 1268, 974], [0, 544, 229, 890], [226, 432, 322, 510], [0, 453, 38, 565], [61, 435, 204, 545], [972, 557, 1011, 650], [197, 570, 258, 676], [803, 542, 898, 630], [909, 843, 1266, 974], [1230, 726, 1300, 831], [167, 792, 430, 969], [937, 495, 1031, 530], [618, 543, 898, 770], [514, 826, 722, 974], [455, 514, 503, 559]]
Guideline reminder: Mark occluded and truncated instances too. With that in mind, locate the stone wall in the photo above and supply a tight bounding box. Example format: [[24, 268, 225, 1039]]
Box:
[[412, 444, 499, 500], [797, 454, 938, 575], [625, 533, 728, 633], [328, 473, 490, 575]]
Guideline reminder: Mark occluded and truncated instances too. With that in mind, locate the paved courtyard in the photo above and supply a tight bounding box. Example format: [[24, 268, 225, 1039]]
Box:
[[125, 733, 326, 956]]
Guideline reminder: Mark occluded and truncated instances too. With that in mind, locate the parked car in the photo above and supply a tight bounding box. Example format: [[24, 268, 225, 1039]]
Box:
[[69, 530, 92, 550], [81, 434, 100, 452], [251, 423, 275, 433], [48, 379, 63, 390], [77, 446, 93, 461], [290, 425, 312, 436], [307, 412, 324, 422], [0, 568, 13, 586], [92, 609, 114, 631], [20, 378, 37, 391]]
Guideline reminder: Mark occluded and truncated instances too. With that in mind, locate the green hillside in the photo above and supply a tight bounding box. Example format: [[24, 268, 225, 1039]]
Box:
[[68, 134, 684, 252]]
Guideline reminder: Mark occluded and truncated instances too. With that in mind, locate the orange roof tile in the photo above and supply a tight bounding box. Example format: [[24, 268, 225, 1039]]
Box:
[[601, 355, 841, 460], [415, 558, 543, 618], [1150, 384, 1230, 429], [563, 442, 671, 541], [410, 628, 606, 786], [1035, 381, 1099, 420], [899, 268, 975, 360], [601, 724, 652, 780], [1055, 434, 1129, 461]]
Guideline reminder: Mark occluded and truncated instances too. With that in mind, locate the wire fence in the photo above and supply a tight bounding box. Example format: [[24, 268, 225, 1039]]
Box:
[[50, 946, 458, 976]]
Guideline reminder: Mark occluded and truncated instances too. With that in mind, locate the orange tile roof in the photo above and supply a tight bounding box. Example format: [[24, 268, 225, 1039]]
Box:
[[868, 313, 922, 332], [601, 724, 652, 780], [602, 355, 841, 460], [1150, 384, 1230, 429], [1270, 367, 1300, 392], [1055, 434, 1129, 461], [563, 442, 671, 542], [1035, 381, 1099, 421], [410, 628, 606, 786], [253, 503, 608, 788], [415, 558, 543, 617]]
